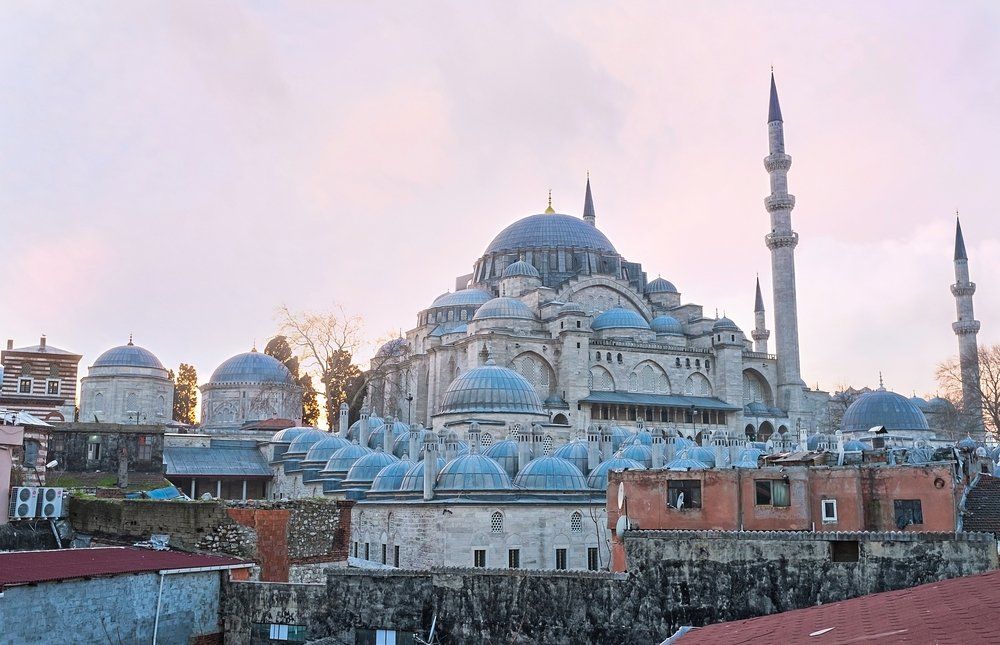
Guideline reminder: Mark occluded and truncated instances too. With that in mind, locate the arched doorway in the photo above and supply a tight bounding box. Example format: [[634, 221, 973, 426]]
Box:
[[552, 413, 569, 425], [745, 424, 756, 441], [758, 421, 775, 442]]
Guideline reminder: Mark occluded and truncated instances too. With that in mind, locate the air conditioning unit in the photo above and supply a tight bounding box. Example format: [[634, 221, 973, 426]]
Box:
[[37, 487, 66, 518], [8, 486, 39, 520]]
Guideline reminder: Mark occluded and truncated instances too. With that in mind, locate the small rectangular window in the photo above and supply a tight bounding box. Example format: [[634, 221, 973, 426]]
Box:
[[555, 548, 567, 570], [394, 545, 400, 567], [822, 499, 838, 523], [667, 480, 702, 509], [587, 547, 599, 571], [250, 623, 307, 642], [353, 541, 358, 557], [474, 549, 486, 568], [830, 540, 860, 562], [18, 378, 32, 394], [46, 379, 60, 395], [508, 548, 520, 569], [137, 435, 153, 461], [365, 543, 370, 560], [893, 499, 923, 528], [381, 543, 387, 565], [754, 480, 791, 507]]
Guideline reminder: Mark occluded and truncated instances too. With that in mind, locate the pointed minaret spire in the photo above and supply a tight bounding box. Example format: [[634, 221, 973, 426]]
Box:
[[752, 275, 770, 354], [764, 70, 805, 418], [544, 189, 555, 214], [951, 213, 983, 435], [954, 214, 968, 261], [768, 71, 783, 123], [583, 173, 596, 226]]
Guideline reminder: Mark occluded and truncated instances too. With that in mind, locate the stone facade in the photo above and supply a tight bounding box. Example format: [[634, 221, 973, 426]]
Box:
[[49, 422, 165, 474], [78, 343, 174, 425], [351, 499, 608, 570], [221, 530, 997, 644]]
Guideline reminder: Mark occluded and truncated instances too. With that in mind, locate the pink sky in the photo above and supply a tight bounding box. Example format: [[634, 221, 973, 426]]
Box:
[[1, 1, 996, 398]]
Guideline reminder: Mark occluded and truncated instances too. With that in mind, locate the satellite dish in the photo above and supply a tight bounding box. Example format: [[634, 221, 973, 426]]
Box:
[[676, 492, 685, 510], [617, 482, 625, 510], [615, 514, 629, 535]]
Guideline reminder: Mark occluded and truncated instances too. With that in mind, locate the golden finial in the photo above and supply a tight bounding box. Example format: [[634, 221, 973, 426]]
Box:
[[544, 189, 555, 214]]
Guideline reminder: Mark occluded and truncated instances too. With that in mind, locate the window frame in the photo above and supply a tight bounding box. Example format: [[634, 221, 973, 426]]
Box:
[[821, 499, 838, 523], [587, 547, 599, 571], [893, 499, 924, 528], [754, 479, 791, 508], [667, 479, 702, 509], [46, 379, 60, 395], [18, 378, 32, 394], [555, 547, 568, 570], [508, 548, 520, 569], [570, 511, 583, 533], [473, 549, 486, 568]]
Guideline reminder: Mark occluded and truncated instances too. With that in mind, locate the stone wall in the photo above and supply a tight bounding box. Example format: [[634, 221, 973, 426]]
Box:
[[51, 423, 165, 474], [68, 496, 352, 582], [0, 570, 224, 644], [221, 530, 999, 644]]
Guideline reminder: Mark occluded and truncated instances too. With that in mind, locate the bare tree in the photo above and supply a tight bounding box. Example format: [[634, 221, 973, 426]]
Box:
[[936, 344, 1000, 440]]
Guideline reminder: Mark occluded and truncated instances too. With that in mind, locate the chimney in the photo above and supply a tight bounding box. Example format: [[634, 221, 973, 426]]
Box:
[[532, 423, 545, 459], [665, 429, 677, 462], [6, 339, 12, 351], [517, 430, 532, 473], [601, 426, 614, 461], [651, 428, 664, 469], [39, 336, 46, 350], [586, 425, 600, 474], [359, 406, 371, 447], [422, 435, 438, 501], [836, 429, 845, 466], [469, 422, 481, 454], [444, 430, 458, 461], [409, 424, 421, 461], [712, 430, 725, 469], [383, 416, 395, 454], [338, 403, 349, 437]]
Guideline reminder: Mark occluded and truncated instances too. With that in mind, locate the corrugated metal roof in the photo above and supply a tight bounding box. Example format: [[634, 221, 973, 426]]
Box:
[[0, 547, 247, 590], [163, 443, 271, 477], [673, 568, 1000, 644], [580, 391, 741, 411]]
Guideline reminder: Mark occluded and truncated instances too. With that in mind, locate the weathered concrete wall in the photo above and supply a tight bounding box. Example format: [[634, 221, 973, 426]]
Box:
[[0, 522, 58, 551], [221, 530, 998, 644], [68, 497, 352, 582], [0, 570, 223, 645]]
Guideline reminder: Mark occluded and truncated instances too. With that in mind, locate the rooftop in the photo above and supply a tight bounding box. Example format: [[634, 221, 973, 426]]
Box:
[[0, 547, 248, 590], [673, 568, 1000, 644]]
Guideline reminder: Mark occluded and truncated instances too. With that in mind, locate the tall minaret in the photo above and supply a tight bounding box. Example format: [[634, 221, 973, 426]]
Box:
[[752, 276, 770, 353], [951, 216, 984, 434], [583, 174, 596, 226], [764, 72, 806, 414]]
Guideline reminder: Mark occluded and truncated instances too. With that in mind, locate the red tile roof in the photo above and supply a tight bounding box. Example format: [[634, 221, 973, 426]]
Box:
[[0, 547, 249, 590], [674, 569, 1000, 644], [963, 474, 1000, 536]]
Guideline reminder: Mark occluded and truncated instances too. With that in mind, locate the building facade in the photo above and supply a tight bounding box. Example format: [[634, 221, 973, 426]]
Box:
[[78, 340, 174, 425], [200, 349, 303, 432], [0, 337, 81, 422]]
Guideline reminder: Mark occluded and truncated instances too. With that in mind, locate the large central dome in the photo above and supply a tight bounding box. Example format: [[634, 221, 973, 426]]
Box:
[[484, 214, 617, 255]]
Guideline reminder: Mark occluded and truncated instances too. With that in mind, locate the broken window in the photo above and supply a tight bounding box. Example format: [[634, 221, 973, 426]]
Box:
[[667, 480, 702, 509], [755, 480, 790, 507]]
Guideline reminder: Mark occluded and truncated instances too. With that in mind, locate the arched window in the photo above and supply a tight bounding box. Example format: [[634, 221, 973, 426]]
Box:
[[491, 511, 504, 533], [617, 353, 623, 363], [571, 511, 583, 533], [460, 310, 468, 321], [125, 392, 139, 413], [509, 424, 521, 442], [481, 432, 494, 448], [606, 352, 612, 362]]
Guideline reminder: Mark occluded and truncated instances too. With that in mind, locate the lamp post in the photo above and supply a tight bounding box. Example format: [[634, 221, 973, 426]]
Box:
[[405, 393, 414, 425]]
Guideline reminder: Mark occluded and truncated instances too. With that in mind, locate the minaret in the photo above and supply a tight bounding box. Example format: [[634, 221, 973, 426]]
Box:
[[764, 72, 806, 414], [951, 216, 984, 434], [583, 174, 596, 226], [751, 276, 770, 353]]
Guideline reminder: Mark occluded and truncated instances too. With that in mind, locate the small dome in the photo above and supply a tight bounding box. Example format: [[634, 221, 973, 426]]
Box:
[[210, 351, 294, 385], [620, 430, 653, 448], [646, 278, 678, 294], [909, 396, 932, 412], [616, 444, 653, 468], [439, 363, 544, 415], [587, 457, 644, 490], [367, 420, 410, 450], [370, 459, 413, 492], [392, 427, 431, 459], [344, 451, 400, 486], [957, 435, 981, 451], [558, 302, 585, 315], [472, 297, 536, 321], [483, 439, 528, 478], [650, 315, 683, 335], [346, 415, 384, 443], [842, 439, 867, 452], [375, 338, 409, 360], [431, 288, 494, 308], [322, 443, 374, 474], [303, 434, 353, 463], [841, 389, 930, 434], [93, 343, 164, 370], [607, 426, 632, 452], [806, 434, 831, 451], [552, 440, 590, 475], [514, 456, 588, 491], [271, 426, 318, 445], [398, 458, 447, 492], [665, 449, 709, 471], [929, 397, 957, 414], [733, 448, 764, 468], [745, 401, 770, 416], [436, 454, 513, 492], [501, 260, 540, 279], [712, 317, 740, 333], [283, 429, 329, 457], [484, 213, 617, 255], [592, 307, 650, 332], [687, 446, 716, 467]]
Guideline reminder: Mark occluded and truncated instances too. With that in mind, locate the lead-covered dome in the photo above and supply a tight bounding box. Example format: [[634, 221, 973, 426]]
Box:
[[431, 288, 494, 308], [650, 315, 683, 335], [485, 214, 617, 255], [210, 350, 294, 385], [513, 456, 588, 491], [712, 317, 740, 332], [586, 457, 644, 490], [436, 453, 513, 491], [439, 362, 545, 415], [501, 260, 540, 278], [93, 343, 165, 370], [592, 307, 650, 331], [646, 278, 678, 294], [472, 297, 536, 321], [841, 389, 930, 434]]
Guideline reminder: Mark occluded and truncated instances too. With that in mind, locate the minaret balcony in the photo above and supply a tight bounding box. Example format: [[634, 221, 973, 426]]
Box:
[[764, 153, 792, 172], [951, 282, 976, 297], [764, 194, 796, 212], [953, 320, 981, 335], [765, 231, 799, 250], [751, 329, 771, 342]]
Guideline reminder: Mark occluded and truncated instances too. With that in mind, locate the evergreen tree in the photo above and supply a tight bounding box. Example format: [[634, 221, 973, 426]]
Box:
[[300, 374, 321, 427], [172, 363, 198, 425]]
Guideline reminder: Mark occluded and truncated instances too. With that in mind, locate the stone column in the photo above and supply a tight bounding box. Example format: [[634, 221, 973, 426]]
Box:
[[587, 425, 600, 473], [651, 429, 664, 469], [423, 436, 438, 501], [338, 403, 349, 437]]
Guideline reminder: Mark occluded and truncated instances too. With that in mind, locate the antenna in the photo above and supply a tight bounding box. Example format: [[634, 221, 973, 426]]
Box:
[[617, 482, 625, 510]]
